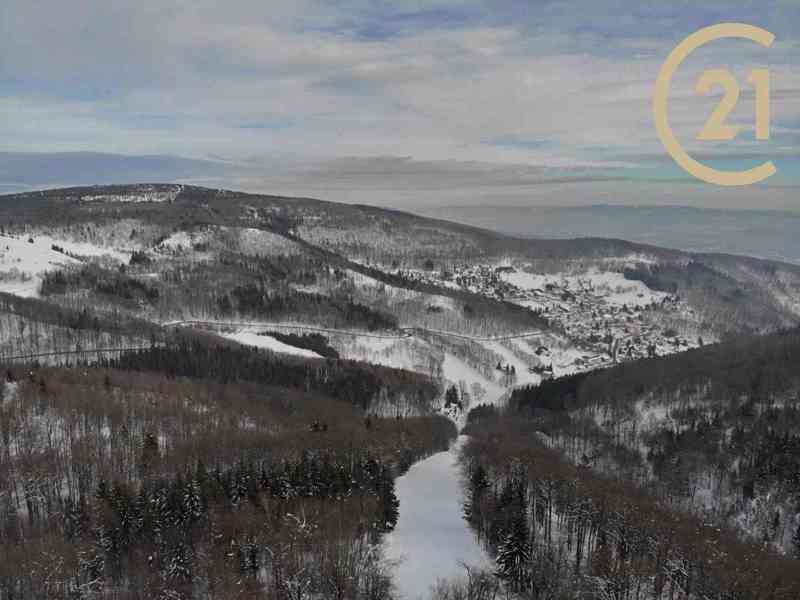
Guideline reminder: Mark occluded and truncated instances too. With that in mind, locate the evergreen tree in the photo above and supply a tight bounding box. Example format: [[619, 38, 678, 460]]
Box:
[[378, 467, 399, 531], [495, 509, 531, 591], [63, 496, 90, 540], [445, 385, 460, 408], [464, 463, 490, 525], [139, 431, 159, 478], [96, 478, 110, 502], [183, 477, 204, 522], [166, 539, 192, 581]]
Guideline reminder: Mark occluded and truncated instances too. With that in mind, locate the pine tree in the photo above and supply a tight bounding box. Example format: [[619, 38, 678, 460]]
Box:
[[166, 539, 192, 581], [464, 464, 490, 525], [139, 432, 159, 478], [495, 509, 531, 591], [64, 496, 90, 540], [379, 467, 399, 531], [96, 478, 110, 502], [792, 521, 800, 559], [445, 385, 460, 408], [150, 486, 173, 543], [183, 478, 203, 523]]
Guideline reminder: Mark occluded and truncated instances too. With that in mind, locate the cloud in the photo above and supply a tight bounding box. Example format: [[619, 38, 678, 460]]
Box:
[[0, 0, 797, 198]]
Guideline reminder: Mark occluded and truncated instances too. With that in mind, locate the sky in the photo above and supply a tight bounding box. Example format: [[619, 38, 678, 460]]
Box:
[[1, 1, 799, 208]]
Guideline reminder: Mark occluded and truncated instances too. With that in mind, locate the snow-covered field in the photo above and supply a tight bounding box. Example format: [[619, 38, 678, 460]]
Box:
[[500, 267, 667, 307], [236, 227, 302, 256], [344, 269, 458, 309], [204, 320, 515, 416], [0, 236, 75, 296], [37, 234, 131, 263], [154, 226, 302, 259], [440, 353, 506, 407], [220, 330, 323, 358], [0, 233, 133, 297], [327, 332, 435, 373], [481, 340, 541, 387]]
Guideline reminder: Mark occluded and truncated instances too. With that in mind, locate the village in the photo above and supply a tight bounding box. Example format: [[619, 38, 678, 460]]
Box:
[[401, 262, 705, 375]]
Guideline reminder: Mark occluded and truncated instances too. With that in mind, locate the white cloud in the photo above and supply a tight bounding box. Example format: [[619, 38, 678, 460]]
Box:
[[0, 0, 797, 196]]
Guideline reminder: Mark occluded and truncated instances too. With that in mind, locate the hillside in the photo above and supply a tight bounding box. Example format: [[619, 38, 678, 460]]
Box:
[[0, 183, 799, 598], [2, 184, 798, 339], [0, 183, 796, 417], [0, 364, 456, 598], [457, 326, 800, 599], [506, 326, 800, 553]]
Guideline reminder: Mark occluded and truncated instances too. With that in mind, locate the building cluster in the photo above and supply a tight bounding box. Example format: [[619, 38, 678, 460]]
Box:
[[408, 263, 703, 374]]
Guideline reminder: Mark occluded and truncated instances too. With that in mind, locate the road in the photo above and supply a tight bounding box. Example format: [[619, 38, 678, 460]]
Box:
[[0, 321, 547, 365], [163, 319, 545, 343]]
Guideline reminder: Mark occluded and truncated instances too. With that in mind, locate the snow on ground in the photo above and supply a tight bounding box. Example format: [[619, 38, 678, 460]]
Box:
[[500, 267, 666, 307], [156, 230, 199, 251], [0, 234, 133, 297], [0, 235, 80, 297], [441, 353, 505, 407], [346, 269, 408, 294], [328, 333, 435, 373], [345, 269, 458, 309], [39, 234, 131, 263], [220, 330, 322, 358], [480, 340, 541, 387], [154, 226, 301, 259], [599, 253, 660, 266], [577, 269, 667, 306], [236, 227, 301, 256], [80, 186, 180, 204], [385, 436, 490, 600], [500, 270, 554, 291]]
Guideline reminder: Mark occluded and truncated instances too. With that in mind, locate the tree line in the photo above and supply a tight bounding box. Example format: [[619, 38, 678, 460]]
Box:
[[101, 339, 439, 414], [219, 285, 399, 332]]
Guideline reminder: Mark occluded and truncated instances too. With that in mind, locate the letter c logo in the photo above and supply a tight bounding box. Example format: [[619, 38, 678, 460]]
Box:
[[653, 23, 776, 187]]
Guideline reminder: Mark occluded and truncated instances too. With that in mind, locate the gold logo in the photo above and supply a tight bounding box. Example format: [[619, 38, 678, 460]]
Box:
[[653, 23, 776, 186]]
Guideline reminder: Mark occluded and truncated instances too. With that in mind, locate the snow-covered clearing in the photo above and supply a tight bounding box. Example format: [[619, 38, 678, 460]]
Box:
[[480, 340, 541, 387], [0, 234, 133, 297], [156, 230, 206, 253], [0, 236, 77, 297], [220, 330, 322, 359], [236, 227, 301, 256], [501, 267, 666, 307], [385, 436, 490, 599], [328, 333, 436, 373], [36, 234, 131, 263], [344, 269, 458, 311], [441, 353, 506, 407]]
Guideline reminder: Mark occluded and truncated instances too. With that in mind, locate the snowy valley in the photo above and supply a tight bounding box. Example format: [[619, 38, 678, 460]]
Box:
[[0, 184, 798, 599]]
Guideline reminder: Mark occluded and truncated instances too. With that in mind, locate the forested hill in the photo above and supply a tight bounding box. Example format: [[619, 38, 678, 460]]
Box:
[[4, 183, 800, 335], [0, 366, 456, 598], [510, 325, 800, 414], [505, 325, 800, 557]]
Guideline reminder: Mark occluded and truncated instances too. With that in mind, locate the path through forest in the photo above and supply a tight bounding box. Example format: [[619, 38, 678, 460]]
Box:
[[384, 436, 489, 599]]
